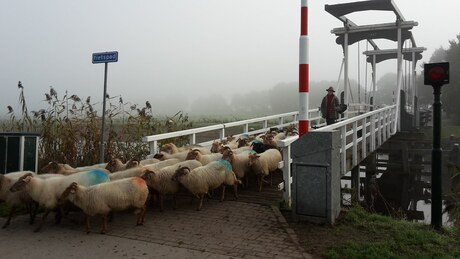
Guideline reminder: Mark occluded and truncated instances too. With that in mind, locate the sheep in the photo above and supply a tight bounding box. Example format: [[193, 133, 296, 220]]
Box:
[[210, 141, 222, 153], [185, 149, 223, 165], [153, 150, 189, 161], [161, 142, 211, 155], [251, 139, 278, 154], [40, 161, 107, 175], [9, 169, 110, 232], [140, 160, 203, 211], [0, 171, 40, 228], [59, 177, 149, 234], [172, 159, 241, 210], [139, 158, 160, 166], [109, 158, 180, 181], [248, 149, 282, 192], [222, 149, 257, 188], [105, 158, 140, 173]]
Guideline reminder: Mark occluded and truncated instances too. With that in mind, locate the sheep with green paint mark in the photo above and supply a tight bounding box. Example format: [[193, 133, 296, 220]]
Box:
[[172, 159, 241, 210]]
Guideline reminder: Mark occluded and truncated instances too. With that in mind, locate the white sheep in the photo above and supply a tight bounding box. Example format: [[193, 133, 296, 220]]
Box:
[[141, 160, 203, 211], [0, 171, 40, 228], [40, 161, 107, 175], [172, 159, 241, 210], [222, 149, 257, 188], [105, 158, 140, 173], [185, 149, 223, 165], [161, 142, 211, 155], [9, 169, 110, 232], [153, 150, 189, 161], [139, 158, 160, 166], [109, 158, 180, 181], [59, 177, 149, 234], [248, 148, 282, 192]]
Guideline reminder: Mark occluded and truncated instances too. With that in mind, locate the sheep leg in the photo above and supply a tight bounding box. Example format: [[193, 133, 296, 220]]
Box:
[[233, 183, 239, 200], [258, 175, 263, 192], [34, 209, 51, 232], [85, 215, 92, 234], [2, 205, 17, 228], [197, 194, 204, 211], [29, 202, 39, 225], [101, 214, 108, 234], [220, 185, 226, 202], [159, 194, 164, 212], [137, 205, 146, 225], [173, 194, 178, 210]]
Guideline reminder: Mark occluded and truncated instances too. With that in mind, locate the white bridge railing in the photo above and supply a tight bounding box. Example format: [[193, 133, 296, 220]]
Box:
[[143, 109, 323, 154], [277, 104, 397, 206], [142, 104, 398, 207]]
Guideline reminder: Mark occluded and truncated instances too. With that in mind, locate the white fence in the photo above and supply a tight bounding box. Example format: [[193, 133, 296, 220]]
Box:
[[142, 104, 398, 207], [143, 109, 323, 154]]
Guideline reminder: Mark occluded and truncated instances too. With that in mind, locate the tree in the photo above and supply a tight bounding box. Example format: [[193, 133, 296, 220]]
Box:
[[440, 34, 460, 122]]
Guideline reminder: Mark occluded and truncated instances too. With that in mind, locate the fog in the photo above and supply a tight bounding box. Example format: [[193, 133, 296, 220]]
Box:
[[1, 0, 458, 116]]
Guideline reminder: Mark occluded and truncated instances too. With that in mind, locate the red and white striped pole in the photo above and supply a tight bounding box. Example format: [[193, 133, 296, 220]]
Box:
[[299, 0, 309, 135]]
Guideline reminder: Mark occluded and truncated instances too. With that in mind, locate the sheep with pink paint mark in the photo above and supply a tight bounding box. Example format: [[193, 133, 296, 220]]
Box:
[[59, 177, 149, 234], [9, 169, 110, 232]]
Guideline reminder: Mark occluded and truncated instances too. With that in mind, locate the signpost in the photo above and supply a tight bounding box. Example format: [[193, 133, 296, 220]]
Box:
[[92, 51, 118, 163], [424, 62, 449, 230]]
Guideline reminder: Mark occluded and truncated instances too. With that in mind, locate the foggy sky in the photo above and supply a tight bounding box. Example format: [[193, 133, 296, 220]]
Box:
[[1, 0, 458, 115]]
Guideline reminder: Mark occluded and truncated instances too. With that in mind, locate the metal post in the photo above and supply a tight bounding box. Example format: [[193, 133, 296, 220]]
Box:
[[100, 62, 108, 163], [431, 84, 443, 230], [298, 0, 309, 135]]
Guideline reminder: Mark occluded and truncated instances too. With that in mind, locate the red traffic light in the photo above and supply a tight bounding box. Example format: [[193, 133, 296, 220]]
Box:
[[424, 62, 449, 86]]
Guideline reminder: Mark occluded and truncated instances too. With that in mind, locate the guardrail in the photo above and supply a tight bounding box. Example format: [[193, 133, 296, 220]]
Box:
[[143, 109, 322, 154]]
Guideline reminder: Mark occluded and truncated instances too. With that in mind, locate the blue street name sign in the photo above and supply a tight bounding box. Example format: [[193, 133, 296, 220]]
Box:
[[92, 51, 118, 64]]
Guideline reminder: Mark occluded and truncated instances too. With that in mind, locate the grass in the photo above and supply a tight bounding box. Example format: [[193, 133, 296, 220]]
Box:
[[289, 206, 460, 259]]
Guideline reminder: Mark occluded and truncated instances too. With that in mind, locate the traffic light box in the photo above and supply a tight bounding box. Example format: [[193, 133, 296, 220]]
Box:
[[424, 62, 449, 86]]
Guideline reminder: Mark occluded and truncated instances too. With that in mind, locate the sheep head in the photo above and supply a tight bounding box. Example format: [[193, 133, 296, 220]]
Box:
[[221, 150, 234, 162], [9, 173, 34, 192], [160, 143, 174, 154], [172, 166, 190, 181], [185, 149, 200, 161], [153, 153, 165, 160], [210, 141, 222, 153], [105, 158, 123, 172], [247, 153, 260, 167], [140, 170, 156, 182], [58, 182, 78, 204], [126, 159, 140, 169], [40, 161, 61, 174]]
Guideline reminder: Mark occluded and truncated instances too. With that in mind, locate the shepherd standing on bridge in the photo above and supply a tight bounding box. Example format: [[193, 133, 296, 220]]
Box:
[[321, 86, 340, 125]]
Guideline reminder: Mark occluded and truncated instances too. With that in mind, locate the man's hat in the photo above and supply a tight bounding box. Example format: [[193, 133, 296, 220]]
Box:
[[326, 86, 335, 92]]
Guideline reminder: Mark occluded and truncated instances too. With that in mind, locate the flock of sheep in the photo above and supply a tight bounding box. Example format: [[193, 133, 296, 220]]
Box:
[[0, 127, 297, 234]]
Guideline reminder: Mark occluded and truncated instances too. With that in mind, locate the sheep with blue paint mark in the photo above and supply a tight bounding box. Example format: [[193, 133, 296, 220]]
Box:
[[172, 159, 241, 210], [141, 160, 202, 211], [222, 148, 257, 188], [59, 177, 149, 234], [9, 169, 110, 232]]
